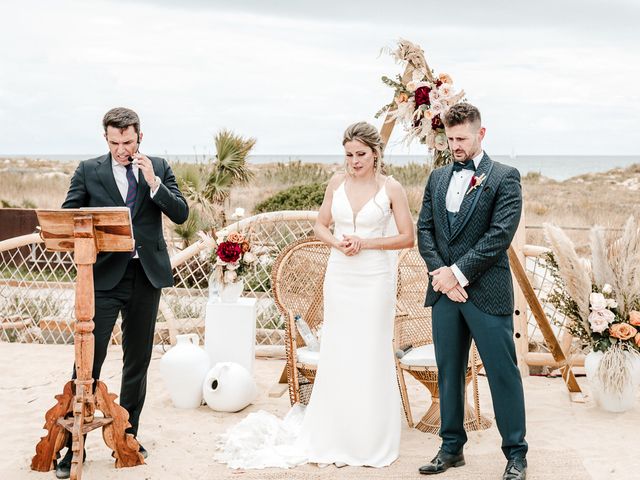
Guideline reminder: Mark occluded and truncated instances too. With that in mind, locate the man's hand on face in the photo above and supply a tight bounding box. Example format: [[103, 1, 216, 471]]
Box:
[[130, 153, 157, 186]]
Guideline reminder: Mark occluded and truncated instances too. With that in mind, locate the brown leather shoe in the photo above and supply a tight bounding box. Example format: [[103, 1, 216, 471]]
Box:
[[419, 449, 465, 475], [503, 457, 527, 480]]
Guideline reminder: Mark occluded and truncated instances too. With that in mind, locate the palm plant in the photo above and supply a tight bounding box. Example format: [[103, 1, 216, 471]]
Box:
[[179, 130, 256, 238]]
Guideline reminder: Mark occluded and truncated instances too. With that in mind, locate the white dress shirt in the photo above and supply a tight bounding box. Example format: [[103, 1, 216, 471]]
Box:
[[445, 150, 484, 213], [446, 150, 484, 287], [111, 158, 161, 258]]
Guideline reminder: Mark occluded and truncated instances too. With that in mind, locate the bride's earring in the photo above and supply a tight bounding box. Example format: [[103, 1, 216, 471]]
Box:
[[373, 157, 378, 170]]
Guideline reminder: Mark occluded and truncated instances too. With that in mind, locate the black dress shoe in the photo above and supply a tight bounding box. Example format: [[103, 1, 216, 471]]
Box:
[[138, 444, 148, 459], [503, 457, 527, 480], [55, 448, 86, 479], [419, 449, 465, 475]]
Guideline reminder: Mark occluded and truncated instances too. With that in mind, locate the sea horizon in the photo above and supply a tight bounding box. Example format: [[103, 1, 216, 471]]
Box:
[[2, 153, 639, 182]]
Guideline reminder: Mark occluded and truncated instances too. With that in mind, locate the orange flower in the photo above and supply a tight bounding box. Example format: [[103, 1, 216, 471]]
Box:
[[241, 241, 250, 253], [438, 72, 453, 85], [609, 322, 638, 341], [395, 92, 409, 104], [629, 310, 640, 327], [226, 232, 245, 244], [635, 333, 640, 347]]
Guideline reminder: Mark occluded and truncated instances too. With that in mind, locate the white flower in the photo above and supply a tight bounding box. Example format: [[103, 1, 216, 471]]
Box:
[[243, 251, 258, 263], [429, 89, 440, 103], [606, 298, 618, 309], [232, 207, 245, 219], [589, 292, 608, 311], [434, 132, 448, 152], [430, 100, 445, 116], [405, 80, 418, 92], [395, 98, 415, 125], [259, 255, 273, 266], [588, 308, 615, 333], [223, 269, 238, 283], [602, 284, 613, 294], [438, 83, 453, 97]]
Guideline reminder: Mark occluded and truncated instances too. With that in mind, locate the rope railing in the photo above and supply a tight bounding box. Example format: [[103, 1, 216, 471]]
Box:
[[0, 210, 568, 351]]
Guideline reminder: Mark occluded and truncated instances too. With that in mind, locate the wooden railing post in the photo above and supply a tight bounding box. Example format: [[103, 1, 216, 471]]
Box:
[[511, 213, 530, 377]]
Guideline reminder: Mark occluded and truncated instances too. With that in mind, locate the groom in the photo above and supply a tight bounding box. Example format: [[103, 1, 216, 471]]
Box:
[[416, 103, 528, 479]]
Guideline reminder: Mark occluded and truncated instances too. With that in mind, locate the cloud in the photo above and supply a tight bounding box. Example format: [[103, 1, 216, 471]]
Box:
[[0, 0, 638, 155]]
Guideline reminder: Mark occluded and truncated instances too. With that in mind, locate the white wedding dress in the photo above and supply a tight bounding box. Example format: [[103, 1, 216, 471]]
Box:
[[215, 177, 401, 469]]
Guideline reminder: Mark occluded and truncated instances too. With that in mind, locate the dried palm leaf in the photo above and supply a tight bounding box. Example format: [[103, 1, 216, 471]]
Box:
[[597, 344, 640, 396]]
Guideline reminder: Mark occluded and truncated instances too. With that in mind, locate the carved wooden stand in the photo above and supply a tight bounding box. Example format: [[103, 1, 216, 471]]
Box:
[[31, 209, 144, 479]]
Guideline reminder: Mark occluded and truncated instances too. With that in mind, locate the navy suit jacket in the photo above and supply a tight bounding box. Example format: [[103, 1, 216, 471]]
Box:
[[417, 153, 522, 316], [62, 153, 189, 290]]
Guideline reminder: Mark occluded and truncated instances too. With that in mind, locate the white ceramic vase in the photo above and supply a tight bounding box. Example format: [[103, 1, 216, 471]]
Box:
[[202, 362, 257, 412], [218, 278, 244, 303], [160, 333, 211, 409], [584, 350, 640, 412]]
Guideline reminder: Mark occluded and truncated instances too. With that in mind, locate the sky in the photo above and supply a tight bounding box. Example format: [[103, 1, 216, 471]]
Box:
[[0, 0, 639, 157]]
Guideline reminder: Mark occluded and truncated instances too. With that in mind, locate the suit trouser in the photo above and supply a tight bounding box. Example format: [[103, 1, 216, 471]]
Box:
[[432, 295, 528, 460], [71, 259, 161, 438]]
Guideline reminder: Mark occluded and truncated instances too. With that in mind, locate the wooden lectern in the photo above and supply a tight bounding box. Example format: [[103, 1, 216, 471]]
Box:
[[31, 208, 145, 479]]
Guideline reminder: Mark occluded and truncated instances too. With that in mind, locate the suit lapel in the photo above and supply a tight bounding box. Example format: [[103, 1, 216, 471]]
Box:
[[435, 164, 454, 240], [449, 154, 493, 241], [132, 171, 149, 220], [96, 154, 125, 206]]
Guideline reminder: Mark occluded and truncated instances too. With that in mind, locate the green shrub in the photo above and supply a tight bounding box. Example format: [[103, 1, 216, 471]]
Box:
[[254, 182, 327, 213], [385, 162, 431, 187], [257, 160, 331, 186]]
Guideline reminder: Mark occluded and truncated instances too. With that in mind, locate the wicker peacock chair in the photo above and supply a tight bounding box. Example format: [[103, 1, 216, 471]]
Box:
[[272, 236, 492, 434], [271, 237, 330, 405], [394, 247, 492, 433]]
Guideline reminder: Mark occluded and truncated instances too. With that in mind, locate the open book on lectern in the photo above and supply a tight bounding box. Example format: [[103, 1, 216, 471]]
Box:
[[35, 207, 134, 253]]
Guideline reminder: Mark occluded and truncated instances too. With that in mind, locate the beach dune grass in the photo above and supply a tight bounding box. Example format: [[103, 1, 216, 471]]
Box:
[[2, 157, 640, 247]]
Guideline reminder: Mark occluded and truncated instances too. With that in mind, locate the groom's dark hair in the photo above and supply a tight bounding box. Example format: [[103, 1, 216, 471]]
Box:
[[443, 103, 481, 129]]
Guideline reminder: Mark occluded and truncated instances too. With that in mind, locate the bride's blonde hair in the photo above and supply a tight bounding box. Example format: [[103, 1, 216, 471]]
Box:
[[342, 122, 385, 176]]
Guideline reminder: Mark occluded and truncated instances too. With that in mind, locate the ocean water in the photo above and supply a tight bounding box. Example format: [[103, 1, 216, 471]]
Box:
[[6, 154, 639, 182]]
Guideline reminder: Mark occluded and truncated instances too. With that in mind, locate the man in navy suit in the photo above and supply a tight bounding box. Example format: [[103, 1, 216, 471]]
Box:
[[56, 107, 189, 478], [417, 103, 527, 480]]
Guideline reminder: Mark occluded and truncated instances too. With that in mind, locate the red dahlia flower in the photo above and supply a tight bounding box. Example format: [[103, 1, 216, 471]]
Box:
[[414, 86, 431, 107], [217, 241, 243, 263]]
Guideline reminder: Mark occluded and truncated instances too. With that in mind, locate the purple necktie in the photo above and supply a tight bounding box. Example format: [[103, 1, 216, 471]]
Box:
[[125, 163, 137, 211]]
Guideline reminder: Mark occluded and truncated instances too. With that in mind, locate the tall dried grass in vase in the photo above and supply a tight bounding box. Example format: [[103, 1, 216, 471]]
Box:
[[544, 218, 640, 405]]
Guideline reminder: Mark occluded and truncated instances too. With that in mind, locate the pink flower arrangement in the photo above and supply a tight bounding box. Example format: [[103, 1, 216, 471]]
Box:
[[376, 39, 466, 167], [211, 231, 260, 285]]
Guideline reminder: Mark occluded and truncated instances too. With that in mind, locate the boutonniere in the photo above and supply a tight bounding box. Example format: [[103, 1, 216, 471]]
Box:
[[466, 173, 487, 195]]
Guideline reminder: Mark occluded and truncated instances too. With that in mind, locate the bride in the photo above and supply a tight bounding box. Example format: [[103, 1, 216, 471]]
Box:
[[215, 121, 415, 469]]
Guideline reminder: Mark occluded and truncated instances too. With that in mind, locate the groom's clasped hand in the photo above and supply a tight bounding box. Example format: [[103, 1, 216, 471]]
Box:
[[429, 266, 468, 303]]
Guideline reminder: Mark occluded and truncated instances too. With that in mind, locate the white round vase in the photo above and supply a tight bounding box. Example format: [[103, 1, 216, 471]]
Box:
[[202, 362, 257, 412], [584, 350, 640, 412], [160, 333, 211, 409]]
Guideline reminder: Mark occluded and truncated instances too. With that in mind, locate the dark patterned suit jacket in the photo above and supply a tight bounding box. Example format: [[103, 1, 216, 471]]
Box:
[[417, 153, 522, 315], [62, 153, 189, 290]]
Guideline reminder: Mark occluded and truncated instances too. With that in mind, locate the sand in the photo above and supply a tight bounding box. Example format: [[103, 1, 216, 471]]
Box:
[[0, 343, 638, 480]]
